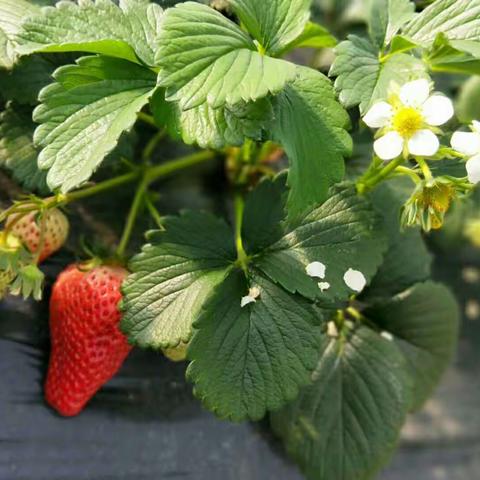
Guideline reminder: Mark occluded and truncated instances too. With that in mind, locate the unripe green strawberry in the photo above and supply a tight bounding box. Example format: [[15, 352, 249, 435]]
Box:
[[6, 208, 69, 262], [45, 263, 132, 416]]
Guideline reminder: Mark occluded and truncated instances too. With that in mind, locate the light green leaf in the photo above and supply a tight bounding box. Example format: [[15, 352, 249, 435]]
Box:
[[33, 55, 157, 192], [271, 326, 412, 480], [426, 34, 480, 75], [187, 269, 324, 422], [366, 179, 432, 299], [403, 0, 480, 45], [121, 211, 236, 349], [365, 282, 459, 410], [456, 76, 480, 123], [151, 89, 273, 149], [280, 22, 337, 54], [271, 66, 351, 219], [0, 104, 48, 193], [16, 0, 163, 66], [155, 2, 297, 110], [368, 0, 415, 48], [330, 35, 428, 114], [229, 0, 311, 56], [250, 182, 387, 303], [0, 0, 39, 69]]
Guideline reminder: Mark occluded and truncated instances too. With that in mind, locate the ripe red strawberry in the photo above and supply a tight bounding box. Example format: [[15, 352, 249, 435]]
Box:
[[45, 264, 132, 416], [6, 208, 69, 262]]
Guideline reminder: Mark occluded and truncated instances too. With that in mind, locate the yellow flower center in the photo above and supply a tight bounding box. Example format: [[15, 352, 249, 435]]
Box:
[[392, 107, 424, 138]]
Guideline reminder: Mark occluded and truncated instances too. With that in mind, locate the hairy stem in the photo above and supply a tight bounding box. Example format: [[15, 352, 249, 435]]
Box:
[[357, 157, 405, 193], [234, 192, 249, 272]]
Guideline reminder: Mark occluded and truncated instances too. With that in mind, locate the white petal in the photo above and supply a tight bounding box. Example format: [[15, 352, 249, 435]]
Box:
[[318, 282, 331, 292], [373, 131, 404, 160], [241, 296, 256, 308], [327, 321, 339, 338], [422, 95, 454, 126], [472, 120, 480, 133], [466, 154, 480, 184], [306, 261, 326, 279], [343, 268, 367, 293], [400, 79, 430, 106], [363, 101, 393, 128], [451, 131, 480, 156], [381, 331, 394, 341], [408, 129, 439, 156]]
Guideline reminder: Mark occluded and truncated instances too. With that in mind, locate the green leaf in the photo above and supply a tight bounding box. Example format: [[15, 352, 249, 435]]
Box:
[[426, 34, 480, 75], [155, 2, 297, 110], [456, 76, 480, 123], [33, 55, 157, 192], [271, 326, 412, 480], [121, 211, 235, 349], [0, 0, 39, 69], [368, 0, 415, 48], [271, 66, 351, 220], [187, 269, 324, 421], [330, 35, 428, 114], [403, 0, 480, 45], [280, 22, 337, 54], [150, 89, 273, 149], [229, 0, 311, 56], [250, 182, 387, 303], [366, 179, 432, 299], [0, 104, 48, 193], [0, 55, 55, 105], [16, 0, 163, 66], [365, 282, 460, 410], [9, 263, 45, 301]]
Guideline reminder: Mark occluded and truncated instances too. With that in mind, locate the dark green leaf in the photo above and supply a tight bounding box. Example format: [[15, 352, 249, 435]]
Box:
[[33, 55, 157, 192], [271, 66, 351, 220], [252, 183, 387, 303], [187, 269, 324, 421], [271, 326, 412, 480], [121, 211, 236, 349], [456, 76, 480, 123], [16, 0, 163, 66], [365, 282, 460, 411], [330, 35, 428, 114], [155, 2, 296, 110], [229, 0, 311, 56], [0, 104, 48, 193]]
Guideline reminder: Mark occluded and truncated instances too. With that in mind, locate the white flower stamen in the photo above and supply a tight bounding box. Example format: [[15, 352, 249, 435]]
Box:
[[306, 261, 326, 279], [363, 79, 453, 161], [344, 268, 367, 293]]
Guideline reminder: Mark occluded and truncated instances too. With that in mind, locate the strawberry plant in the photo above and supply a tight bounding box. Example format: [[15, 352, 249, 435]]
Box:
[[2, 0, 480, 478]]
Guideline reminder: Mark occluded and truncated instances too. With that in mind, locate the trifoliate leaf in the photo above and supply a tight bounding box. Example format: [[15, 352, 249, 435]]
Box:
[[365, 282, 459, 411], [330, 35, 428, 114], [155, 2, 297, 110], [271, 66, 352, 220], [249, 181, 387, 303], [271, 326, 412, 480], [151, 89, 273, 149], [0, 104, 48, 193], [403, 0, 480, 45], [0, 0, 39, 69], [121, 211, 236, 349], [229, 0, 311, 56], [0, 55, 55, 105], [16, 0, 163, 66], [368, 0, 415, 48], [366, 179, 432, 299], [280, 22, 337, 54], [187, 269, 324, 422], [33, 55, 157, 192]]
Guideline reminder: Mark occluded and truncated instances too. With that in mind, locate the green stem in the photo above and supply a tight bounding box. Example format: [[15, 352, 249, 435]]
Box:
[[234, 192, 248, 271], [394, 166, 422, 184], [145, 195, 164, 229], [358, 157, 405, 193], [116, 178, 148, 258], [137, 112, 158, 128], [143, 129, 166, 162], [415, 156, 433, 182]]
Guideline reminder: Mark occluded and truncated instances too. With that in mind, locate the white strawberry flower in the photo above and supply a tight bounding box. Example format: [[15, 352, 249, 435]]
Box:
[[451, 120, 480, 184], [363, 79, 454, 161]]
